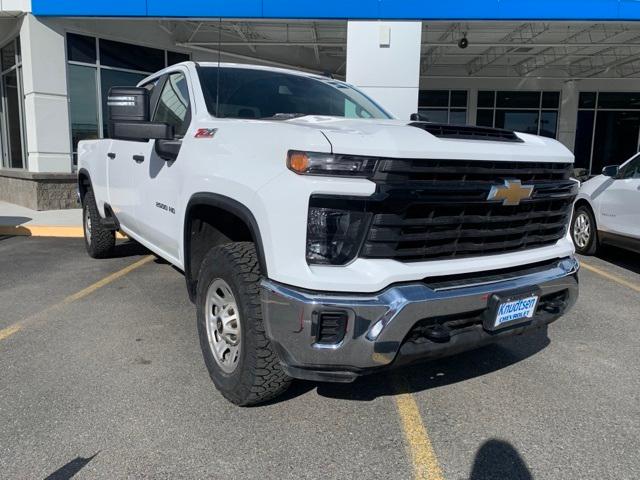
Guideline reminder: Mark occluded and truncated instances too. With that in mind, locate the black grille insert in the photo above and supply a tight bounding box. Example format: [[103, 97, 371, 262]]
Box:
[[315, 311, 348, 345], [358, 159, 577, 262]]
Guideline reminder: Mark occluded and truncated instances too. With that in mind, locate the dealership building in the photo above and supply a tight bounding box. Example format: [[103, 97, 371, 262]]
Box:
[[1, 0, 640, 209]]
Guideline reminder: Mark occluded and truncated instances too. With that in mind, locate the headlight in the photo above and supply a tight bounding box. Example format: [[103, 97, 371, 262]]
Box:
[[288, 151, 377, 178], [306, 198, 370, 265]]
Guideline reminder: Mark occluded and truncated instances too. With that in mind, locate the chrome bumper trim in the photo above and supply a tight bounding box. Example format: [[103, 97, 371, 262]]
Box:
[[260, 257, 579, 372]]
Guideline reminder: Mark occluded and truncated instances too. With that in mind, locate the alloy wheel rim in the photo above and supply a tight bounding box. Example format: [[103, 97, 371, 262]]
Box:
[[573, 212, 591, 248], [84, 207, 92, 244], [205, 278, 241, 374]]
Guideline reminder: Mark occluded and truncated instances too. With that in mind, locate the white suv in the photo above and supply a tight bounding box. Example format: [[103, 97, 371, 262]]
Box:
[[572, 153, 640, 255]]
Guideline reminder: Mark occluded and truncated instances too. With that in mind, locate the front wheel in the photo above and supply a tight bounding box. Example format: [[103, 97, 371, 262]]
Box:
[[571, 205, 598, 255], [196, 242, 291, 406]]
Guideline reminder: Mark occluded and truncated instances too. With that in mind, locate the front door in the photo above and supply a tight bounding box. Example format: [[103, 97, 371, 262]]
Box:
[[598, 154, 640, 239], [134, 71, 192, 264]]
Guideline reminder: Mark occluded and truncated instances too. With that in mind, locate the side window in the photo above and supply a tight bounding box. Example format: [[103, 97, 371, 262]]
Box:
[[153, 72, 191, 138], [620, 154, 640, 179]]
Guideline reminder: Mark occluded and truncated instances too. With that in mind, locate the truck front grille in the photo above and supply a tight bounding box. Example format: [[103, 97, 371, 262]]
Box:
[[360, 159, 577, 262]]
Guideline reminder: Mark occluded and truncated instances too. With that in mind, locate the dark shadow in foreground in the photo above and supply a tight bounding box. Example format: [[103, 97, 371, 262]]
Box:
[[110, 239, 150, 258], [44, 452, 99, 480], [595, 244, 640, 275], [470, 439, 533, 480], [279, 327, 551, 404]]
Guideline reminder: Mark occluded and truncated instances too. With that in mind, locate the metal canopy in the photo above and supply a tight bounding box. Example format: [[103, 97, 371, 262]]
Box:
[[155, 20, 640, 79]]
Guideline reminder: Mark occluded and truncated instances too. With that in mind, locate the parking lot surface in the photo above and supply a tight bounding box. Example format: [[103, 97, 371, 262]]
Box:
[[1, 236, 639, 479]]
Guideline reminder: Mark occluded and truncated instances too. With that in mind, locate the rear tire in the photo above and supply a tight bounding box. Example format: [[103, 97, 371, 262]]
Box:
[[571, 205, 598, 255], [196, 242, 291, 406], [82, 189, 115, 259]]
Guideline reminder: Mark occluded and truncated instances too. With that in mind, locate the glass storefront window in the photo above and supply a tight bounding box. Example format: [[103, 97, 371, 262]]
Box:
[[66, 33, 191, 164], [1, 38, 26, 169], [417, 90, 468, 125], [476, 90, 560, 138], [574, 91, 640, 175], [68, 65, 99, 152]]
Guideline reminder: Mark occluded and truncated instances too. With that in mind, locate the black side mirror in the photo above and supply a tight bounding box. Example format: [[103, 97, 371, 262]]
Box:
[[107, 86, 174, 142], [602, 165, 619, 178], [410, 113, 421, 121]]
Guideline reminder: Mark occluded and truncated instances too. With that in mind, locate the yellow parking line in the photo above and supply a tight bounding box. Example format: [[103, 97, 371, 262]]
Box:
[[0, 255, 154, 342], [0, 324, 22, 341], [0, 225, 126, 239], [580, 261, 640, 294], [393, 377, 445, 480]]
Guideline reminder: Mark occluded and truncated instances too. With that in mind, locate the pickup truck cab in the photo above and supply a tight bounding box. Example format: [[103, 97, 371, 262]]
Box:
[[78, 61, 579, 405], [572, 153, 640, 254]]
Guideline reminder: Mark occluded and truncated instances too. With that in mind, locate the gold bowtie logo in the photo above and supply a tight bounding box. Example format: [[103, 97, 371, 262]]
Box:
[[487, 179, 534, 206]]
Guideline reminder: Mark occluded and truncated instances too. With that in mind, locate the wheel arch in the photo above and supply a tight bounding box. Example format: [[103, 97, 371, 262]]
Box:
[[77, 168, 92, 202], [183, 192, 268, 302]]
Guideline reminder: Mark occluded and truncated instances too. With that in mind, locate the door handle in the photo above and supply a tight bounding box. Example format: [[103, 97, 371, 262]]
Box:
[[107, 152, 116, 159], [133, 155, 145, 163]]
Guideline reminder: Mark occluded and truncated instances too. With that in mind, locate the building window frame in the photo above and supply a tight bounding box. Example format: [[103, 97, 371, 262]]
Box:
[[575, 91, 640, 175], [65, 32, 190, 166], [476, 90, 561, 139], [417, 89, 468, 125], [0, 36, 28, 170]]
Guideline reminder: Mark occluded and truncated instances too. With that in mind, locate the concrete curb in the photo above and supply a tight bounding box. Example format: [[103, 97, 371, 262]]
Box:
[[0, 225, 126, 239]]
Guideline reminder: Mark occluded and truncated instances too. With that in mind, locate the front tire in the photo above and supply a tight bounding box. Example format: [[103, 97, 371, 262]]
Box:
[[82, 189, 115, 259], [196, 242, 291, 406], [571, 205, 598, 255]]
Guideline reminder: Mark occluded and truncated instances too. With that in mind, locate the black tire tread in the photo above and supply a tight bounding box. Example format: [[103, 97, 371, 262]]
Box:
[[199, 242, 291, 406], [83, 189, 115, 259]]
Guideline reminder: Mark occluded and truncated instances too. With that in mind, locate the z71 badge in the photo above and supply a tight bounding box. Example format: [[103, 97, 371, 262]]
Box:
[[194, 128, 217, 138]]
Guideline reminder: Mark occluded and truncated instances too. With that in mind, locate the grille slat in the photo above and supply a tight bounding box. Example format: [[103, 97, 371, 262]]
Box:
[[359, 159, 576, 262]]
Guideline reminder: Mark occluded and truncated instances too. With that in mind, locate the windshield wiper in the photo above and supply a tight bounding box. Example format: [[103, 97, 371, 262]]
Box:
[[261, 113, 309, 120]]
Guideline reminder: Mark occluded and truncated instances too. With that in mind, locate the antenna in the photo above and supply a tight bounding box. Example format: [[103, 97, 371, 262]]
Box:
[[215, 17, 222, 117]]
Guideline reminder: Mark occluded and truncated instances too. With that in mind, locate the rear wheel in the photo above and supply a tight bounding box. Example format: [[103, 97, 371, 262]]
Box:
[[571, 205, 598, 255], [82, 189, 115, 259], [196, 242, 291, 406]]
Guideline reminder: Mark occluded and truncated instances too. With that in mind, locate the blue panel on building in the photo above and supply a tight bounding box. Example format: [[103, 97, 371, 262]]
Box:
[[498, 0, 621, 20], [32, 0, 148, 16], [31, 0, 640, 20], [147, 0, 262, 18], [378, 0, 501, 20], [262, 0, 380, 19]]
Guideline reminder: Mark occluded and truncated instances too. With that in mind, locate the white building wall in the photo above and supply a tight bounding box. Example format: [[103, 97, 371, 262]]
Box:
[[347, 21, 422, 120], [20, 14, 71, 172]]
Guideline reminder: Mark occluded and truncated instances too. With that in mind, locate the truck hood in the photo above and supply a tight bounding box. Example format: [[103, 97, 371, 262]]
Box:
[[285, 116, 574, 163]]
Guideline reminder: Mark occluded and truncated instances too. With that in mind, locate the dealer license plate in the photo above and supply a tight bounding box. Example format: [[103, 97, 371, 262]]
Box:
[[494, 295, 539, 328]]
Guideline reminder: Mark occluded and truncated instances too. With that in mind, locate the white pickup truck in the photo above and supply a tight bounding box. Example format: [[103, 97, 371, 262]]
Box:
[[78, 61, 579, 406]]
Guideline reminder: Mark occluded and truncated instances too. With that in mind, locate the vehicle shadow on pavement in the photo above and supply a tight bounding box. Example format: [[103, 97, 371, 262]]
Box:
[[313, 328, 550, 402], [595, 245, 640, 274], [470, 439, 533, 480], [111, 239, 152, 258]]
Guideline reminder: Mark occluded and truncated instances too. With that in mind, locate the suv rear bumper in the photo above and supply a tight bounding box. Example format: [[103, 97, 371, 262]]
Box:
[[261, 257, 579, 383]]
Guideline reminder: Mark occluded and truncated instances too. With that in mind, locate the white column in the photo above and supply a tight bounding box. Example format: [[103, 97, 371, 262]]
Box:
[[558, 80, 579, 153], [20, 14, 72, 172], [346, 21, 422, 121]]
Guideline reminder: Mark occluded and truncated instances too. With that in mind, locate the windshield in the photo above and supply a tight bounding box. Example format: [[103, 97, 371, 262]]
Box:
[[197, 66, 391, 120]]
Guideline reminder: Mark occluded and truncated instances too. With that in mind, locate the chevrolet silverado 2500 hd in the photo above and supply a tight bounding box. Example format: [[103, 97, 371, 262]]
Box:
[[78, 62, 579, 406]]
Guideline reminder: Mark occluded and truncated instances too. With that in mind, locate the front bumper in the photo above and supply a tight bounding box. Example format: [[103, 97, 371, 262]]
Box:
[[261, 257, 579, 382]]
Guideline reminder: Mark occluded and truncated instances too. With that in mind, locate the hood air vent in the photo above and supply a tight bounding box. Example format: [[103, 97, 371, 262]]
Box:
[[409, 122, 524, 143]]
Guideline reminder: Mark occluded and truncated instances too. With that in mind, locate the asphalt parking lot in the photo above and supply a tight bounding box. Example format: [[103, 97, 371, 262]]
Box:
[[1, 236, 639, 480]]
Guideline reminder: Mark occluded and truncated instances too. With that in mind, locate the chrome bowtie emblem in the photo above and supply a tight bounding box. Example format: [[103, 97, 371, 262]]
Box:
[[487, 179, 534, 206]]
